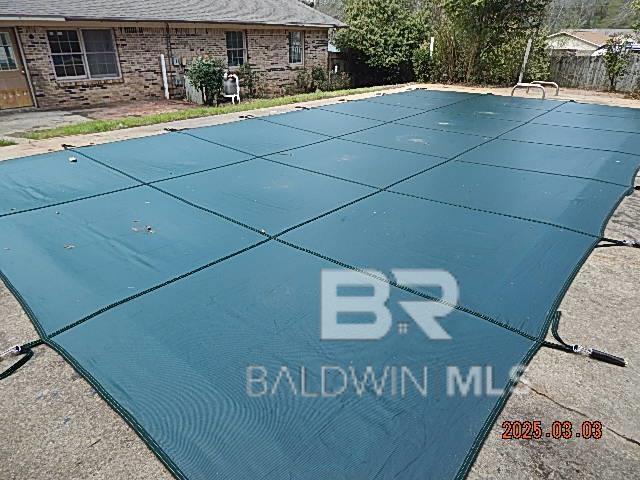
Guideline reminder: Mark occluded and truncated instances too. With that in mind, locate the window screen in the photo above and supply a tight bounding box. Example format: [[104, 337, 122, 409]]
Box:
[[289, 31, 303, 64], [0, 32, 18, 71], [47, 29, 120, 79], [48, 30, 86, 78], [82, 29, 119, 78], [226, 31, 245, 67]]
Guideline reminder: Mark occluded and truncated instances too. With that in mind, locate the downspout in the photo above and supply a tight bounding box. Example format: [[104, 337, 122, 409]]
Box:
[[164, 23, 174, 98], [245, 28, 250, 63]]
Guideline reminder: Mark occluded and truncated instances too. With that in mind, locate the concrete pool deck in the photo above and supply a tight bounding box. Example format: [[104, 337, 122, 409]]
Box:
[[1, 84, 639, 479], [1, 83, 638, 162]]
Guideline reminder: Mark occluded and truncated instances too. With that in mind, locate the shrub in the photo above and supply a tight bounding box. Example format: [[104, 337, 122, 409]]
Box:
[[336, 0, 429, 83], [603, 35, 631, 92], [317, 72, 352, 91], [185, 57, 225, 105], [294, 69, 313, 93], [290, 67, 351, 95], [236, 63, 265, 99], [412, 44, 434, 82], [311, 65, 328, 87], [478, 32, 551, 85]]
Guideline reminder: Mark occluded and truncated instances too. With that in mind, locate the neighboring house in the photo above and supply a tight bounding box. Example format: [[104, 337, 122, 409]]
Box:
[[0, 0, 344, 110], [547, 29, 636, 56]]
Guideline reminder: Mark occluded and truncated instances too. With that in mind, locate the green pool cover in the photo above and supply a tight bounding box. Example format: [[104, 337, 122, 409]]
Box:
[[1, 90, 638, 479]]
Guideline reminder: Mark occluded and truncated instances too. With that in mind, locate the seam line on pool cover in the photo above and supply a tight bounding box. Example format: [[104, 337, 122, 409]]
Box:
[[0, 155, 260, 220], [273, 238, 539, 341], [320, 97, 556, 122], [0, 184, 143, 219], [171, 94, 473, 183], [46, 99, 568, 342], [386, 190, 598, 238], [305, 100, 640, 159], [388, 90, 559, 113], [533, 106, 640, 120], [246, 100, 624, 174], [47, 238, 272, 338], [454, 159, 633, 188], [501, 137, 640, 157], [179, 92, 478, 159], [45, 157, 521, 340], [531, 120, 640, 135]]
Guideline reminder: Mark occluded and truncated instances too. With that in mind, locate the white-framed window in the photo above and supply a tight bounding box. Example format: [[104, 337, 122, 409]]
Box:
[[289, 31, 304, 64], [47, 29, 120, 80], [0, 32, 18, 71], [225, 31, 246, 67]]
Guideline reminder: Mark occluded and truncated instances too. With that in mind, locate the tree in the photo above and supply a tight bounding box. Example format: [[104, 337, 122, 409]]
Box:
[[335, 0, 430, 82], [185, 57, 225, 105], [633, 0, 640, 32], [546, 0, 607, 30], [603, 35, 631, 91], [315, 0, 346, 21], [443, 0, 550, 82]]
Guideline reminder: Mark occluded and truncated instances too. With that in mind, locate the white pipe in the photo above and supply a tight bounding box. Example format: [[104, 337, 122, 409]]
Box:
[[518, 38, 533, 84], [429, 36, 435, 57], [160, 54, 169, 100]]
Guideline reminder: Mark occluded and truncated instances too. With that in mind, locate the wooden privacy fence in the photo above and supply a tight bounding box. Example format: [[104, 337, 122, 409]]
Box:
[[550, 55, 640, 92]]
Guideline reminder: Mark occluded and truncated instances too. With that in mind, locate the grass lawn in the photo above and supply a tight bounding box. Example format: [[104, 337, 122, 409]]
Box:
[[0, 139, 17, 147], [21, 86, 392, 140]]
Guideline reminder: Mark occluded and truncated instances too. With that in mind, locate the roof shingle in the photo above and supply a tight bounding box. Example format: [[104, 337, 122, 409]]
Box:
[[549, 29, 636, 47], [1, 0, 345, 27]]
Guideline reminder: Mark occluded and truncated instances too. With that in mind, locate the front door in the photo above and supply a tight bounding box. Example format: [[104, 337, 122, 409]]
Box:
[[0, 29, 34, 110]]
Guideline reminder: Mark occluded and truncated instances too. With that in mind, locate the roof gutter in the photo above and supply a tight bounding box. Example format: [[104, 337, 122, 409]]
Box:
[[0, 14, 344, 28], [0, 16, 66, 22]]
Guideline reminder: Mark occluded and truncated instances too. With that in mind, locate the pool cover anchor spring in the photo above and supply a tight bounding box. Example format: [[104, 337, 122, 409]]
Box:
[[0, 339, 44, 380], [543, 311, 627, 367], [595, 237, 640, 249]]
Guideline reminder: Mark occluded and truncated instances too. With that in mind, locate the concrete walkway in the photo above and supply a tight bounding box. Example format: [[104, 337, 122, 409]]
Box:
[[1, 84, 639, 479], [0, 109, 89, 142]]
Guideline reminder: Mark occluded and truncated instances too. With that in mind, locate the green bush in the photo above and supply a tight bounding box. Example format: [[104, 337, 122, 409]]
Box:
[[185, 57, 225, 105], [318, 72, 352, 91], [290, 67, 351, 94], [603, 36, 631, 92], [236, 63, 265, 99], [412, 44, 434, 82], [311, 65, 328, 87], [294, 69, 313, 93], [478, 32, 551, 85], [422, 24, 550, 86], [336, 0, 430, 82]]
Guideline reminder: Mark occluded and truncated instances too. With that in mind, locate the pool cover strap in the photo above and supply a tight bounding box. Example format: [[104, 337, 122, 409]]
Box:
[[0, 339, 44, 380], [596, 237, 640, 249], [543, 311, 627, 367]]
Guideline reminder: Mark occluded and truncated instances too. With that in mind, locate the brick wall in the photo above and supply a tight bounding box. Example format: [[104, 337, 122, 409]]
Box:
[[245, 29, 328, 95], [16, 25, 329, 109]]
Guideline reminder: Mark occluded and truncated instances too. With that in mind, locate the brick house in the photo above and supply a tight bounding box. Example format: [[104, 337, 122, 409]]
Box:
[[0, 0, 344, 110]]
